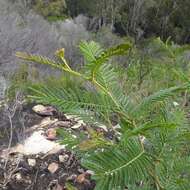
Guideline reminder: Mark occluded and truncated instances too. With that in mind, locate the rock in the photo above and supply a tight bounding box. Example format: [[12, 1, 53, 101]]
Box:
[[55, 121, 71, 128], [76, 173, 86, 184], [25, 117, 58, 134], [15, 173, 22, 181], [59, 154, 69, 163], [46, 128, 57, 140], [22, 130, 62, 154], [9, 130, 65, 155], [48, 162, 59, 174], [32, 105, 56, 116], [27, 159, 36, 167]]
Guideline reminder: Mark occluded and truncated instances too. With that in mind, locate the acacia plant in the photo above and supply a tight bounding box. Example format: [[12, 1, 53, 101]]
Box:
[[16, 41, 190, 190]]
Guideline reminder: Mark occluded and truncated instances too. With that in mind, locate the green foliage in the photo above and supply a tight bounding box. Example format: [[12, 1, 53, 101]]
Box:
[[33, 0, 67, 19], [16, 40, 190, 190], [120, 37, 190, 96], [28, 0, 190, 43], [6, 64, 39, 100], [65, 182, 78, 190], [46, 15, 67, 22], [82, 138, 151, 190]]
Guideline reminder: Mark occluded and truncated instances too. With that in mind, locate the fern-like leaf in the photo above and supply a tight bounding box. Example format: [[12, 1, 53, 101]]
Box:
[[16, 52, 64, 69], [79, 41, 103, 63], [82, 138, 151, 190], [79, 41, 131, 78], [28, 84, 117, 124], [132, 84, 189, 117], [125, 122, 176, 138]]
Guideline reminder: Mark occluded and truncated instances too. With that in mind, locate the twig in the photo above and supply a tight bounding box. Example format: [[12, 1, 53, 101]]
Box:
[[3, 158, 21, 187], [3, 114, 13, 170], [3, 92, 23, 170]]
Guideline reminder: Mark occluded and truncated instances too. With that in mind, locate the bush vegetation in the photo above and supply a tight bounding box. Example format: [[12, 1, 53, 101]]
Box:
[[6, 0, 190, 43], [30, 0, 190, 43], [1, 1, 190, 189], [33, 0, 67, 21], [16, 39, 190, 190]]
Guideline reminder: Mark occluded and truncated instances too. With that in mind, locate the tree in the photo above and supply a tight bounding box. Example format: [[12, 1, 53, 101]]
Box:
[[33, 0, 67, 20]]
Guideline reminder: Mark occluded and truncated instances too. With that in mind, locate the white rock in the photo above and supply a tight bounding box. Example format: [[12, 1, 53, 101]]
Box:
[[32, 105, 46, 113], [11, 130, 65, 155], [26, 117, 58, 133], [27, 159, 36, 167], [48, 162, 59, 174], [59, 154, 69, 163], [15, 173, 22, 181], [55, 121, 71, 128], [32, 105, 56, 116]]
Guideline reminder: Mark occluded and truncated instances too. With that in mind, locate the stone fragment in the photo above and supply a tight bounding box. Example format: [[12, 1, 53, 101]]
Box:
[[59, 154, 69, 163], [25, 117, 58, 133], [12, 130, 65, 155], [55, 121, 71, 128], [15, 173, 22, 181], [48, 162, 59, 174], [32, 105, 56, 116], [27, 158, 36, 167], [46, 128, 57, 140]]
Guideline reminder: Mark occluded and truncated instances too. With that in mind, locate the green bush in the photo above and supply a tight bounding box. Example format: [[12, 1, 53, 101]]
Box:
[[33, 0, 67, 19], [16, 41, 190, 190]]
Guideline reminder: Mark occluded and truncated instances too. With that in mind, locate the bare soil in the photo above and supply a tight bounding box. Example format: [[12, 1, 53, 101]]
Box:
[[0, 150, 95, 190], [0, 104, 96, 190]]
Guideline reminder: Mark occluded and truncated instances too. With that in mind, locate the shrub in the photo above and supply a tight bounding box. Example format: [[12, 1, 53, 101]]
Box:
[[33, 0, 67, 19], [16, 41, 190, 190], [0, 0, 90, 86]]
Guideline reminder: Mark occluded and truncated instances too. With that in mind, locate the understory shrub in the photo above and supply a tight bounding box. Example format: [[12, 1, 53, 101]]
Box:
[[16, 40, 190, 190]]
